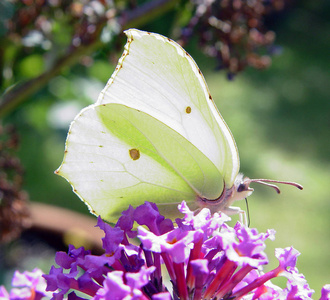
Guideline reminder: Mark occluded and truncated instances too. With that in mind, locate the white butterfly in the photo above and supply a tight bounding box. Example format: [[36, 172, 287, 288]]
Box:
[[56, 29, 302, 222]]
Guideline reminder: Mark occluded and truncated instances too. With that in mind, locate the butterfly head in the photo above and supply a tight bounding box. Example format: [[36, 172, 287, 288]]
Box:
[[195, 173, 302, 216], [231, 173, 303, 203], [230, 173, 254, 203]]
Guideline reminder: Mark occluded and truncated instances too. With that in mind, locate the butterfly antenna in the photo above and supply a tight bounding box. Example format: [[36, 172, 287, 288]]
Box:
[[245, 198, 251, 227], [248, 179, 303, 194]]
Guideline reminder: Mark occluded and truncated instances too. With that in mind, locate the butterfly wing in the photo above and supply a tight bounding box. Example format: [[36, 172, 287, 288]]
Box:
[[97, 29, 240, 187], [56, 103, 222, 221]]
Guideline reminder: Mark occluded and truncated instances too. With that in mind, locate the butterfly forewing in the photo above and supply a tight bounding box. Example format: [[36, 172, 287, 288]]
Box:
[[97, 29, 240, 187]]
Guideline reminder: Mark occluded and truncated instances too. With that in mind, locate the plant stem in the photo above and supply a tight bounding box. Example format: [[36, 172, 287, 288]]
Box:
[[0, 0, 177, 118]]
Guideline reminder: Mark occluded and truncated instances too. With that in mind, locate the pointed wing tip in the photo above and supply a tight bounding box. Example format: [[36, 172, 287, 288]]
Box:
[[124, 28, 156, 42], [124, 28, 141, 38]]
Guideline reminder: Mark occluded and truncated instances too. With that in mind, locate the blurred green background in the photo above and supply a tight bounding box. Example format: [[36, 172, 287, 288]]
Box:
[[1, 0, 329, 298]]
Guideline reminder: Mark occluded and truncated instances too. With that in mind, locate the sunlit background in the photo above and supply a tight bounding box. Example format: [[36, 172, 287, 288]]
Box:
[[1, 1, 329, 298]]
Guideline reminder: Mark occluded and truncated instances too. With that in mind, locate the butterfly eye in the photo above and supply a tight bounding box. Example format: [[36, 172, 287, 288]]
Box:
[[237, 182, 248, 192]]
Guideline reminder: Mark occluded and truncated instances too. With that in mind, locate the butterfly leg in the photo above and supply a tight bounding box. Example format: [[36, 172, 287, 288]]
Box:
[[222, 206, 248, 227]]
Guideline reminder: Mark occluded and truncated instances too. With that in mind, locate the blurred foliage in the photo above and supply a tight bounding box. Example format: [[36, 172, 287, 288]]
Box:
[[0, 125, 30, 243], [0, 0, 286, 116], [0, 0, 329, 297]]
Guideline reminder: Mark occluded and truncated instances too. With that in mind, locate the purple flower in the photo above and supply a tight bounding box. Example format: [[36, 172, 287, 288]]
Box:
[[40, 201, 329, 300], [133, 202, 174, 235], [94, 266, 156, 300], [3, 201, 326, 300], [0, 286, 10, 299], [320, 284, 330, 300], [0, 268, 51, 300]]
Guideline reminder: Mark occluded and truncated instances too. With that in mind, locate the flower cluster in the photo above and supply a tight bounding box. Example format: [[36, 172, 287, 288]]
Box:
[[39, 201, 328, 300], [2, 201, 330, 299]]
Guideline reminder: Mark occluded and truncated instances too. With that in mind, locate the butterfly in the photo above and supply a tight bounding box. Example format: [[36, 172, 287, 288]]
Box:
[[56, 29, 302, 222]]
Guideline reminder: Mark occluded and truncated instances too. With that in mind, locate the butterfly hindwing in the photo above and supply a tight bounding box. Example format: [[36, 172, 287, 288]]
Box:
[[57, 103, 223, 220]]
